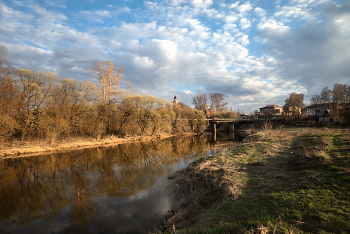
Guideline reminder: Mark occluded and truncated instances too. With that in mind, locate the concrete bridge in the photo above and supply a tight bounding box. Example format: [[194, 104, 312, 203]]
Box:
[[208, 119, 253, 134]]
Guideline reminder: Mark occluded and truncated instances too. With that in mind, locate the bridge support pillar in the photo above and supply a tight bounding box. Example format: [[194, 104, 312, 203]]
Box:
[[211, 132, 216, 142], [229, 131, 234, 140], [229, 123, 235, 132], [210, 123, 216, 134]]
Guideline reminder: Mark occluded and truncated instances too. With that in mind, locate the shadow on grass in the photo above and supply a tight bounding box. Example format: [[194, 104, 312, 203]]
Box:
[[183, 132, 350, 233]]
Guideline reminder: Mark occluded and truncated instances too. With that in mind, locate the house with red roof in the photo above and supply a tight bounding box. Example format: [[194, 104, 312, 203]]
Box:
[[259, 104, 283, 116]]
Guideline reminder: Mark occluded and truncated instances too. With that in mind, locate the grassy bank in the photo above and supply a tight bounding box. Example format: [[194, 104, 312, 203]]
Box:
[[0, 133, 177, 158], [160, 127, 350, 233]]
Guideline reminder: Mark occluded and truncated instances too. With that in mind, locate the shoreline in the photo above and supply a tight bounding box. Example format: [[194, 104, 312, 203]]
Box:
[[0, 132, 200, 159]]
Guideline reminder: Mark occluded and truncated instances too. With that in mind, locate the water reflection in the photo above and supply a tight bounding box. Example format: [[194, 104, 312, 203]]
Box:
[[0, 133, 242, 233], [209, 131, 249, 142]]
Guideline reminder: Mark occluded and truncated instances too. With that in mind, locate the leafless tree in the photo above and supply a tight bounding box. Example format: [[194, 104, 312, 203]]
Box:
[[90, 59, 126, 134], [310, 94, 321, 105], [191, 93, 208, 111], [209, 92, 228, 113], [320, 86, 332, 104], [90, 59, 125, 105], [283, 93, 304, 121], [332, 84, 349, 121]]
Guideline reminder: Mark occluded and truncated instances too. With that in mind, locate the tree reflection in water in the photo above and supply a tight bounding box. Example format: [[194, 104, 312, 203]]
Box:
[[0, 134, 239, 233]]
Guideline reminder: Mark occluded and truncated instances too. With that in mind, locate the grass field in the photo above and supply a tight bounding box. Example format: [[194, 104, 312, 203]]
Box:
[[160, 127, 350, 233]]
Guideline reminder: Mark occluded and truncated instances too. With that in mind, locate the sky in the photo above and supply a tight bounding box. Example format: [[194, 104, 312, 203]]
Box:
[[0, 0, 349, 113]]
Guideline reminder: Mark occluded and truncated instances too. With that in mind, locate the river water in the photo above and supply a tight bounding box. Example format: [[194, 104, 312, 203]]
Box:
[[0, 132, 247, 234]]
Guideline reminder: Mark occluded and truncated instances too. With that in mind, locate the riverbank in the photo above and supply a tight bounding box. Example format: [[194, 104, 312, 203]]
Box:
[[160, 127, 350, 233], [0, 133, 193, 158]]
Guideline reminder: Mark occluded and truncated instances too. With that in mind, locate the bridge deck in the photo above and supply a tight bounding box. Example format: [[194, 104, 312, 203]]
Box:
[[208, 119, 253, 123]]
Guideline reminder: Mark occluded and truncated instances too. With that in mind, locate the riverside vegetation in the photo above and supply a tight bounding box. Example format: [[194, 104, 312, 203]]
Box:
[[0, 45, 209, 157], [158, 126, 350, 233]]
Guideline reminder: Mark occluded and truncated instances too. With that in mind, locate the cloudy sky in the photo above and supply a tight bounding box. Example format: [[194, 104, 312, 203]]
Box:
[[0, 0, 349, 112]]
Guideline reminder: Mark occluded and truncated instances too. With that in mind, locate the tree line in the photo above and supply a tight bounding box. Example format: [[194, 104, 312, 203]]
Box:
[[191, 93, 238, 119], [283, 84, 350, 122], [0, 45, 207, 144]]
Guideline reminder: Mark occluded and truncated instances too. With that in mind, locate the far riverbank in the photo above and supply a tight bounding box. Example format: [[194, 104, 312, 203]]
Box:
[[0, 133, 201, 158]]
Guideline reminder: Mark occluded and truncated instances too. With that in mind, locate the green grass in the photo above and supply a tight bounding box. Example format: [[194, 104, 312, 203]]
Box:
[[172, 129, 350, 234]]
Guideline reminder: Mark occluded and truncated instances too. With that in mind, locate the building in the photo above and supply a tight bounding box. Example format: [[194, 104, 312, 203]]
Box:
[[318, 110, 334, 122], [259, 105, 283, 116], [205, 109, 217, 117], [173, 95, 178, 107], [304, 103, 350, 122], [304, 104, 333, 116]]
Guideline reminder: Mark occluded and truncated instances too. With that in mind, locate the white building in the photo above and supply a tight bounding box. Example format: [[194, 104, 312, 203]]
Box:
[[304, 104, 333, 116]]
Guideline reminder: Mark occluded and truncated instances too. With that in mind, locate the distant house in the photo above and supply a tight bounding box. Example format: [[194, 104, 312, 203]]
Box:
[[319, 110, 334, 122], [205, 109, 217, 117], [259, 105, 283, 116], [304, 103, 333, 117]]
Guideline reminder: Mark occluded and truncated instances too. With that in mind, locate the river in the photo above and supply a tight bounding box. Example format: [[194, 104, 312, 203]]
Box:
[[0, 132, 247, 234]]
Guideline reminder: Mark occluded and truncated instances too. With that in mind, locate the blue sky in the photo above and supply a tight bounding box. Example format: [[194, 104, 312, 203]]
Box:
[[1, 0, 349, 112]]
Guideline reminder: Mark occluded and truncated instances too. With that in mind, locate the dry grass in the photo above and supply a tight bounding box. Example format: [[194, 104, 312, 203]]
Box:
[[160, 127, 350, 234], [0, 133, 174, 158], [161, 151, 245, 232]]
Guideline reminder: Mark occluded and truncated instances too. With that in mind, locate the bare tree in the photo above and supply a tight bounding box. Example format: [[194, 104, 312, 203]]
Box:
[[209, 92, 228, 113], [191, 94, 208, 111], [283, 93, 304, 121], [310, 94, 321, 105], [90, 59, 125, 134], [125, 79, 138, 96], [320, 86, 332, 104], [332, 84, 349, 121], [0, 45, 13, 82], [15, 69, 58, 140], [90, 59, 125, 105], [332, 84, 348, 104]]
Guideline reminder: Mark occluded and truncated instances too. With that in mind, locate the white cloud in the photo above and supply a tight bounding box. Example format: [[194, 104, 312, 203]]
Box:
[[236, 1, 253, 13], [254, 7, 266, 17], [44, 0, 66, 8], [151, 39, 178, 62], [107, 4, 131, 13], [78, 10, 112, 22], [190, 0, 213, 9], [239, 18, 251, 29], [1, 42, 54, 69], [230, 2, 239, 9], [169, 0, 187, 6], [202, 8, 225, 19], [1, 0, 349, 113], [237, 34, 249, 46], [225, 15, 238, 24], [11, 0, 35, 7], [182, 90, 194, 94], [274, 5, 312, 19], [132, 56, 155, 68], [256, 18, 291, 42], [256, 2, 350, 98]]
